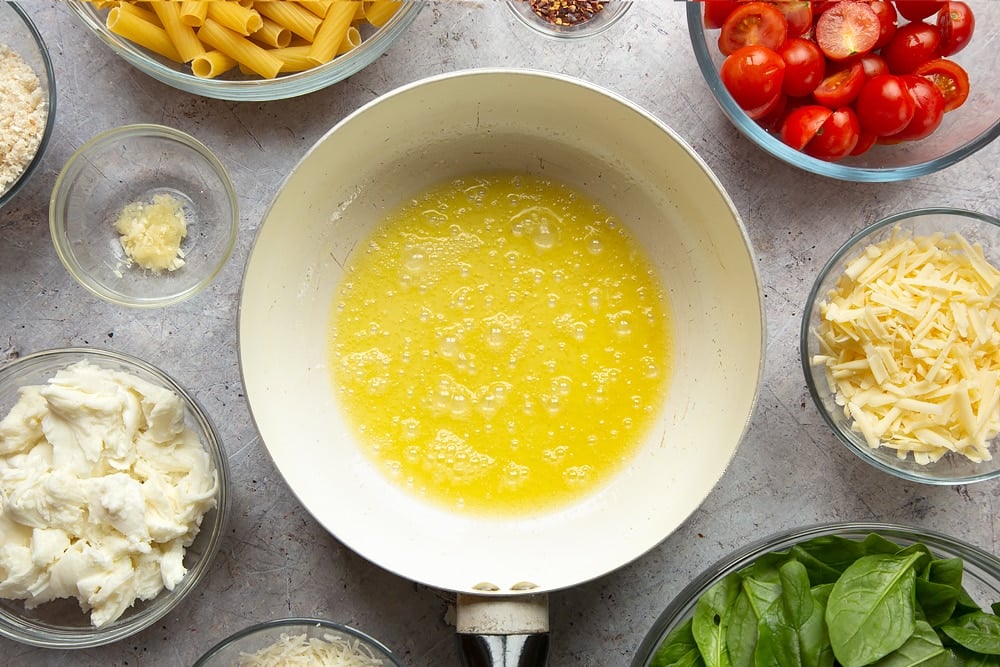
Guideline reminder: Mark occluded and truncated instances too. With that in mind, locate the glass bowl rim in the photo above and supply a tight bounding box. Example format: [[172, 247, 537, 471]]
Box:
[[65, 0, 426, 101], [631, 520, 1000, 667], [800, 207, 1000, 485], [0, 1, 58, 208], [0, 346, 232, 649], [192, 616, 405, 667], [48, 123, 239, 309], [504, 0, 633, 40], [685, 2, 1000, 183]]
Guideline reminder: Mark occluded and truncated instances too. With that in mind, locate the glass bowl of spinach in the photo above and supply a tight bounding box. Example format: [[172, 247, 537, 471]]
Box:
[[632, 522, 1000, 667]]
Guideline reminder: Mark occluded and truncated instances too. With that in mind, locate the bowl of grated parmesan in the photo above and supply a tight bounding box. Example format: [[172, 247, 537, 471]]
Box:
[[49, 124, 238, 308], [193, 617, 404, 667], [0, 2, 55, 208], [802, 208, 1000, 485]]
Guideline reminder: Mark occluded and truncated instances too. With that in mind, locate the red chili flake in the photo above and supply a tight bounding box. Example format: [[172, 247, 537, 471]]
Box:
[[525, 0, 607, 26]]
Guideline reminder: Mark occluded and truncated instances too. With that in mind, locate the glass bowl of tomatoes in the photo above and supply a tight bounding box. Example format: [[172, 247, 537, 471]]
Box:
[[688, 1, 1000, 182]]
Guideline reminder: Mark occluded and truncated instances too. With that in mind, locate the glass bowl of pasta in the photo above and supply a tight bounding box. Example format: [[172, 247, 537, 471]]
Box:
[[0, 2, 56, 208], [801, 207, 1000, 485], [49, 124, 239, 308], [193, 618, 404, 666], [64, 0, 424, 101]]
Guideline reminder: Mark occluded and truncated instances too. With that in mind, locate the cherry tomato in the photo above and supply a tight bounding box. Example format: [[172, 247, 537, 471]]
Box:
[[720, 44, 786, 111], [850, 130, 878, 156], [856, 53, 889, 79], [869, 1, 898, 50], [937, 1, 974, 56], [815, 1, 880, 61], [718, 2, 788, 56], [804, 107, 861, 160], [895, 0, 944, 22], [778, 37, 826, 98], [813, 61, 865, 108], [703, 1, 742, 30], [855, 74, 915, 136], [887, 74, 946, 141], [780, 105, 833, 150], [914, 57, 970, 111], [883, 22, 943, 74], [774, 1, 813, 38], [747, 91, 787, 124]]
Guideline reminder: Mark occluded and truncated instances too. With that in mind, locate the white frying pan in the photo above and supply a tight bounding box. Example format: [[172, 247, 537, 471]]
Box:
[[238, 69, 764, 666]]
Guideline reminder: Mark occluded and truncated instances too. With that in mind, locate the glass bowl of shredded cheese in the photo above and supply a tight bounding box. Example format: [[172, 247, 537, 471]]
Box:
[[802, 208, 1000, 484], [0, 347, 231, 648], [0, 2, 56, 208], [193, 617, 404, 667], [49, 124, 238, 308]]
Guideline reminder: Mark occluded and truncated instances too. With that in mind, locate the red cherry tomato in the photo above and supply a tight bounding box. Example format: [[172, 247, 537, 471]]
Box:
[[804, 107, 861, 160], [774, 1, 813, 38], [914, 57, 970, 111], [718, 2, 788, 56], [883, 22, 943, 74], [850, 130, 878, 156], [747, 91, 787, 124], [720, 44, 786, 111], [855, 74, 916, 136], [778, 37, 826, 98], [856, 53, 889, 79], [813, 61, 865, 108], [780, 105, 833, 150], [815, 1, 880, 61], [895, 1, 945, 22], [703, 1, 742, 30], [869, 1, 898, 50], [887, 75, 946, 141], [937, 1, 975, 56]]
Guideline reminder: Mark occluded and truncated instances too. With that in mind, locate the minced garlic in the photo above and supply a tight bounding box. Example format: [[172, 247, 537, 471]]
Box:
[[115, 192, 188, 272], [812, 227, 1000, 465]]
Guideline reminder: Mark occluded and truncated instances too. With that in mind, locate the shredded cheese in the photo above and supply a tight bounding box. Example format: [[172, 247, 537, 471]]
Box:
[[812, 227, 1000, 465], [237, 631, 385, 666]]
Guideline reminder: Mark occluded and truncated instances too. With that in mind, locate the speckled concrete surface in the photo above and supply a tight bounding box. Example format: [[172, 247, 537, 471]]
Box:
[[1, 2, 999, 666]]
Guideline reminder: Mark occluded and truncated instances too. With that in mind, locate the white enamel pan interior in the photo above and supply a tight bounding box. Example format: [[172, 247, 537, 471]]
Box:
[[239, 69, 764, 597]]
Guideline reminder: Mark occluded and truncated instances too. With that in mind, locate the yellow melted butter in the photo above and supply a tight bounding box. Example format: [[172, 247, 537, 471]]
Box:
[[329, 173, 672, 516]]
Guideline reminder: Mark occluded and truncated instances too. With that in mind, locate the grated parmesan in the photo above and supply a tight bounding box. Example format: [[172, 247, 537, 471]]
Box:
[[0, 44, 46, 194], [812, 227, 1000, 465], [237, 631, 385, 667]]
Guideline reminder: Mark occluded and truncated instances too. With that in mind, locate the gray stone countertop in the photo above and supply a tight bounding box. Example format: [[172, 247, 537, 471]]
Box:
[[2, 1, 998, 665]]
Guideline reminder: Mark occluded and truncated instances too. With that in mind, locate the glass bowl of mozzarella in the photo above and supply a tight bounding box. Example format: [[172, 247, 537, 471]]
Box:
[[0, 347, 230, 648], [193, 618, 404, 667], [64, 0, 424, 101], [802, 208, 1000, 484]]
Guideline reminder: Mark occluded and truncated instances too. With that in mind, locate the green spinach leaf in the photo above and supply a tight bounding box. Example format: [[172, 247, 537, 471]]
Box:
[[727, 571, 785, 667], [755, 560, 830, 667], [941, 612, 1000, 655], [868, 620, 948, 667], [694, 573, 741, 667], [652, 618, 706, 667]]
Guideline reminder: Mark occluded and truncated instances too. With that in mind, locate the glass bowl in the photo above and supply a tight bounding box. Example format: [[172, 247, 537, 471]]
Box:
[[65, 1, 424, 102], [505, 0, 631, 39], [632, 521, 1000, 667], [193, 618, 404, 666], [686, 1, 1000, 182], [0, 2, 56, 208], [49, 124, 238, 308], [0, 347, 231, 649], [802, 208, 1000, 485]]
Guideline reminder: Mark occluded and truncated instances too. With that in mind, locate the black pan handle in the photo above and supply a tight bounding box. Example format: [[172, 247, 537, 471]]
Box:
[[455, 593, 550, 667]]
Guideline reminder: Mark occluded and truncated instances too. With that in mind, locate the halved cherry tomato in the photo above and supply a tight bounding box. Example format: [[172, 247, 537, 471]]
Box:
[[855, 74, 915, 136], [703, 1, 742, 30], [778, 37, 826, 98], [850, 130, 878, 156], [869, 1, 898, 50], [813, 61, 864, 108], [914, 57, 970, 111], [804, 107, 861, 160], [895, 1, 945, 22], [883, 22, 943, 74], [720, 44, 786, 111], [747, 91, 787, 124], [815, 1, 880, 61], [718, 2, 788, 56], [887, 74, 946, 141], [774, 1, 813, 38], [780, 105, 833, 150], [856, 53, 889, 79], [937, 1, 974, 57]]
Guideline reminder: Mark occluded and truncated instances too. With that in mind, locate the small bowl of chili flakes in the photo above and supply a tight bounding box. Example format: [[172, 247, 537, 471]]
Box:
[[505, 0, 632, 39]]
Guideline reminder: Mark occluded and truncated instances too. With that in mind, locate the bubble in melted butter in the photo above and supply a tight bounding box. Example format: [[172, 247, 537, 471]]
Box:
[[329, 173, 672, 517]]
